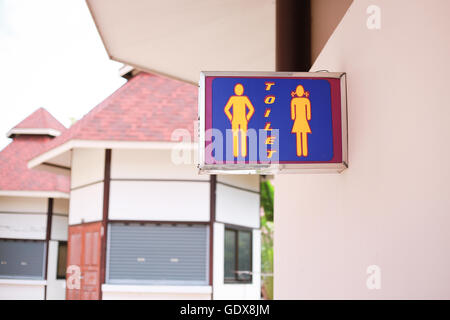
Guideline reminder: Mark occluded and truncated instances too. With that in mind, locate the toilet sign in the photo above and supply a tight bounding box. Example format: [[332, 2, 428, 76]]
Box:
[[198, 71, 348, 174]]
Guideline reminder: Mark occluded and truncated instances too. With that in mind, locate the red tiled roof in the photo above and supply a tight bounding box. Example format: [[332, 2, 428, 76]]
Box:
[[37, 72, 197, 155], [11, 107, 66, 132], [0, 136, 69, 194]]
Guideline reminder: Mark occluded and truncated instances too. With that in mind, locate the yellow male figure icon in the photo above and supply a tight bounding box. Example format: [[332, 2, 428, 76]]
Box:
[[224, 84, 255, 157], [291, 85, 311, 157]]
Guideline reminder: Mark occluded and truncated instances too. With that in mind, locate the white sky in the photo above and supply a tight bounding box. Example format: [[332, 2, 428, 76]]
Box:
[[0, 0, 126, 148]]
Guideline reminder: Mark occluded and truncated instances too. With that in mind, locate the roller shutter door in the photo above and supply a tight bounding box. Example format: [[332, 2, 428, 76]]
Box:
[[107, 223, 208, 285], [0, 239, 45, 279]]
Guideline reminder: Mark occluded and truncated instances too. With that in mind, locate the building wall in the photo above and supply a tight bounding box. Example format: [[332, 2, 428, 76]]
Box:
[[310, 0, 353, 63], [111, 148, 208, 181], [0, 279, 45, 300], [109, 180, 209, 221], [213, 223, 261, 300], [0, 196, 47, 299], [275, 0, 450, 299], [109, 149, 209, 222], [47, 199, 69, 300], [215, 183, 260, 229], [46, 240, 65, 300], [213, 175, 261, 299], [102, 284, 211, 300], [69, 148, 105, 225], [71, 148, 105, 189], [0, 196, 68, 300], [69, 148, 213, 299], [67, 148, 261, 299], [0, 196, 47, 239], [52, 198, 69, 241]]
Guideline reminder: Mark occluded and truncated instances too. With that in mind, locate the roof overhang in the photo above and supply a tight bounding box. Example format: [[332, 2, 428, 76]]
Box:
[[7, 128, 62, 138], [0, 190, 69, 199], [85, 0, 275, 84], [28, 139, 197, 174]]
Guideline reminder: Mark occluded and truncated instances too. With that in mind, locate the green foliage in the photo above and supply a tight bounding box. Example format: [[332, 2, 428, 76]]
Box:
[[69, 117, 78, 126], [260, 180, 274, 221], [260, 179, 274, 299]]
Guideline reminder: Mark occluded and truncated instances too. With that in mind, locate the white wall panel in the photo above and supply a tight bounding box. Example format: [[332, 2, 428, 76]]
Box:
[[215, 184, 259, 229], [0, 280, 45, 300], [111, 149, 207, 181], [0, 213, 46, 240], [217, 175, 260, 192], [213, 223, 261, 300], [71, 148, 105, 189], [46, 240, 66, 300], [53, 199, 69, 215], [109, 181, 209, 221], [69, 183, 103, 225], [51, 215, 68, 241], [102, 284, 211, 300], [0, 196, 47, 213]]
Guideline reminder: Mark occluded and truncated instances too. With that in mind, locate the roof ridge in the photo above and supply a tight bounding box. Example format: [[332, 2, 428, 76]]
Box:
[[29, 72, 198, 162], [10, 107, 66, 131]]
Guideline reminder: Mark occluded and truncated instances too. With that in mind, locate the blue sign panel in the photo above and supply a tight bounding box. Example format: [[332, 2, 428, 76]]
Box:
[[212, 77, 334, 162], [199, 72, 347, 173]]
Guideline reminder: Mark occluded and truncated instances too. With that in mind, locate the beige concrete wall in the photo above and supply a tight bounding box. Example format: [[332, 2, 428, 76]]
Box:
[[275, 0, 450, 299]]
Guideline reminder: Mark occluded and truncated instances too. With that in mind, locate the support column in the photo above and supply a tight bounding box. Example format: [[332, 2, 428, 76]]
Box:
[[44, 197, 54, 300], [276, 0, 311, 71], [99, 149, 111, 300], [209, 174, 216, 299]]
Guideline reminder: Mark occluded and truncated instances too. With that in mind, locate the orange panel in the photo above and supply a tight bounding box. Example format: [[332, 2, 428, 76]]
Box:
[[66, 222, 103, 300]]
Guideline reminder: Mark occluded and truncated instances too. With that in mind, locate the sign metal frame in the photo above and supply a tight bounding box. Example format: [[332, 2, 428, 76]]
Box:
[[198, 71, 348, 174]]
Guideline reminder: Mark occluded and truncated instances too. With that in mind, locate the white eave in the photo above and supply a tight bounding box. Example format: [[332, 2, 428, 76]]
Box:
[[6, 128, 62, 138], [28, 139, 197, 174], [85, 0, 275, 84], [0, 190, 69, 199]]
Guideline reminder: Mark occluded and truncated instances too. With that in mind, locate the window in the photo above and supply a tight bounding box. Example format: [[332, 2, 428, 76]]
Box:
[[56, 241, 67, 279], [107, 223, 209, 285], [0, 239, 46, 279], [224, 228, 252, 283]]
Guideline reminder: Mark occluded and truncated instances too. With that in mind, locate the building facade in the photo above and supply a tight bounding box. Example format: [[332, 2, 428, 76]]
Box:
[[83, 0, 450, 299], [30, 73, 261, 300], [0, 108, 69, 300], [274, 0, 450, 299]]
